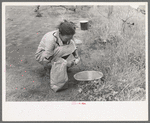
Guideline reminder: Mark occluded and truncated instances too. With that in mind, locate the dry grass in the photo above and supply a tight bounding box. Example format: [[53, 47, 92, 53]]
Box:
[[74, 5, 146, 101]]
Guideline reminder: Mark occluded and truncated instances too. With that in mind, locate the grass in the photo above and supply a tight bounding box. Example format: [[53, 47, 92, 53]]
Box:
[[6, 5, 146, 101], [73, 5, 146, 101]]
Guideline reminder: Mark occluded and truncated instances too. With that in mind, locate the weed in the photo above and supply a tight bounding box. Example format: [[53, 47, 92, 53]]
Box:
[[74, 6, 146, 101]]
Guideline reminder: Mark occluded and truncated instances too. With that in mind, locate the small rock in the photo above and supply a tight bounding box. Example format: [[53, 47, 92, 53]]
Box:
[[78, 88, 82, 93]]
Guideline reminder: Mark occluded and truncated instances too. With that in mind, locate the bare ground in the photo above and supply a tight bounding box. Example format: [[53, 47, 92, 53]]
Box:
[[6, 6, 87, 101]]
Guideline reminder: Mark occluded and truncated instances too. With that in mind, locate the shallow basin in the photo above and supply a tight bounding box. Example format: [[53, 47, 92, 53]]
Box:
[[74, 71, 103, 81]]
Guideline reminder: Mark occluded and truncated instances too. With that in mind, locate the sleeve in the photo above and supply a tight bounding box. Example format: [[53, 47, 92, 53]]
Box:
[[71, 40, 78, 58], [42, 35, 55, 61], [72, 49, 79, 58], [71, 38, 77, 50]]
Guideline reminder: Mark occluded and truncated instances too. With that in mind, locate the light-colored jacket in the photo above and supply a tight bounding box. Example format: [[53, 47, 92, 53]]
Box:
[[35, 30, 77, 65]]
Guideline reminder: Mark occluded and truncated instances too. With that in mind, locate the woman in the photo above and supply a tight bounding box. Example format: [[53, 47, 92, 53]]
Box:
[[35, 20, 80, 92]]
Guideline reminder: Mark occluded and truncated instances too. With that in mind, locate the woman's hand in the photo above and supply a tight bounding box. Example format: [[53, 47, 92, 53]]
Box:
[[67, 57, 80, 68], [74, 57, 80, 65], [67, 59, 75, 68]]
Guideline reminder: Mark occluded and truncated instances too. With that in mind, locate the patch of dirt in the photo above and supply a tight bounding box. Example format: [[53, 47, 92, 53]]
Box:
[[5, 6, 87, 101]]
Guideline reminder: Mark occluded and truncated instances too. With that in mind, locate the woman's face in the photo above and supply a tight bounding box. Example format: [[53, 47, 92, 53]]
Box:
[[60, 34, 73, 44]]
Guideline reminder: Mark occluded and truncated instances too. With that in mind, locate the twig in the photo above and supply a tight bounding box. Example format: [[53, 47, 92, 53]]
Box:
[[97, 11, 108, 19], [131, 95, 140, 101], [114, 83, 132, 97], [120, 13, 135, 32], [118, 83, 130, 95]]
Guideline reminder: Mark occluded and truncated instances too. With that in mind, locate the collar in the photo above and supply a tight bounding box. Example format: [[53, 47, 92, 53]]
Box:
[[53, 30, 63, 46]]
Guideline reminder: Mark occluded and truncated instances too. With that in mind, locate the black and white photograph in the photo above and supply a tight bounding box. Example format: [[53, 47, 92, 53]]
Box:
[[2, 2, 148, 121]]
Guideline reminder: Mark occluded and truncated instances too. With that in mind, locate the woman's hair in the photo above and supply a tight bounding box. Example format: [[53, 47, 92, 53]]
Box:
[[58, 20, 76, 36]]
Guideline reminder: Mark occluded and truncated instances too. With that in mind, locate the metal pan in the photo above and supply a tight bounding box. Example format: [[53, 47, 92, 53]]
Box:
[[74, 71, 103, 81]]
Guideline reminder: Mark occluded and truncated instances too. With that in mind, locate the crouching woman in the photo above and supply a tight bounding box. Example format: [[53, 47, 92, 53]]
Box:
[[35, 20, 80, 92]]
